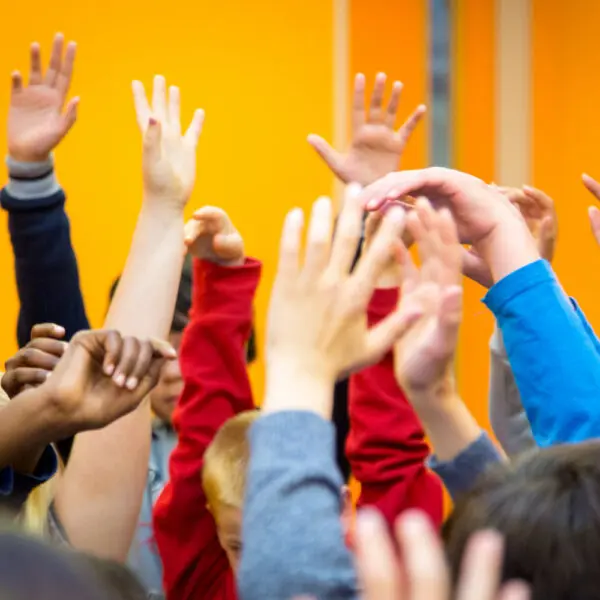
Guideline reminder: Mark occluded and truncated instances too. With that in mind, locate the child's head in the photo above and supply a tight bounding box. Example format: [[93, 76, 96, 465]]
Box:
[[443, 441, 600, 600], [203, 410, 259, 571]]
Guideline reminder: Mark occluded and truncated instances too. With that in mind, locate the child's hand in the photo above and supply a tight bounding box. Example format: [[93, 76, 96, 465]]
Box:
[[184, 206, 245, 266], [2, 323, 67, 399]]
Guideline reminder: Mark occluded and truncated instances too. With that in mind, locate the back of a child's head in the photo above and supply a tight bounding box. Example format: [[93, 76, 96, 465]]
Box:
[[444, 441, 600, 600], [202, 410, 259, 513]]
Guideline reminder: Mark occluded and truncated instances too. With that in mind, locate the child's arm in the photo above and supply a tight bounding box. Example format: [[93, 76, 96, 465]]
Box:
[[2, 33, 89, 346], [347, 288, 443, 529], [153, 207, 260, 600]]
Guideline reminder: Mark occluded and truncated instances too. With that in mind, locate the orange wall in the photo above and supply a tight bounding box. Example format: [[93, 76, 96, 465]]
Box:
[[532, 1, 600, 329], [0, 0, 335, 400], [452, 0, 496, 433]]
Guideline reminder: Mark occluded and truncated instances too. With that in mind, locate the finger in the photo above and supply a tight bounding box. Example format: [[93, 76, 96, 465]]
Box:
[[113, 337, 141, 388], [497, 581, 531, 600], [168, 85, 181, 134], [437, 208, 462, 285], [55, 41, 76, 100], [433, 285, 463, 355], [366, 296, 425, 363], [11, 71, 23, 94], [354, 510, 401, 600], [149, 338, 178, 360], [352, 73, 366, 132], [327, 184, 364, 277], [537, 215, 557, 262], [522, 185, 554, 214], [134, 357, 166, 400], [45, 32, 64, 87], [184, 109, 205, 147], [302, 196, 333, 280], [583, 173, 600, 202], [395, 510, 450, 600], [132, 80, 151, 132], [31, 323, 66, 340], [589, 206, 600, 247], [384, 81, 403, 128], [102, 330, 123, 377], [395, 104, 427, 151], [364, 210, 384, 250], [125, 340, 154, 390], [151, 75, 167, 122], [17, 348, 61, 371], [368, 72, 387, 121], [307, 135, 345, 180], [60, 96, 79, 134], [28, 338, 68, 358], [192, 205, 227, 223], [2, 368, 49, 394], [184, 219, 202, 246], [143, 117, 162, 164], [29, 42, 43, 85], [351, 206, 406, 304], [276, 208, 304, 285], [455, 530, 504, 600]]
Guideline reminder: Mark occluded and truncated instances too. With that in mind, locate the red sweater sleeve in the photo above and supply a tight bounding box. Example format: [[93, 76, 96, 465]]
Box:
[[346, 288, 443, 529], [153, 258, 261, 600]]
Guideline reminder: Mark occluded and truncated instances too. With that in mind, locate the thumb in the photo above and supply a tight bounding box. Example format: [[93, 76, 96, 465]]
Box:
[[307, 134, 345, 179], [461, 247, 493, 289], [143, 117, 162, 164], [61, 96, 80, 134], [213, 232, 244, 261]]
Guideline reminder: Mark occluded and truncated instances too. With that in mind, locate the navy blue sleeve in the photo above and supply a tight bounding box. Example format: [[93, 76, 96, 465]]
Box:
[[484, 259, 600, 446], [1, 185, 90, 346]]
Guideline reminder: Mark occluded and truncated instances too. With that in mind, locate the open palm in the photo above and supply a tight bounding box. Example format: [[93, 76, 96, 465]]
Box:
[[8, 33, 79, 162], [308, 73, 426, 186]]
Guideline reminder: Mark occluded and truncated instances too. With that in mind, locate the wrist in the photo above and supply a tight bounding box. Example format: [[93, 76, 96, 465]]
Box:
[[140, 197, 185, 221], [476, 220, 540, 284], [263, 357, 334, 419]]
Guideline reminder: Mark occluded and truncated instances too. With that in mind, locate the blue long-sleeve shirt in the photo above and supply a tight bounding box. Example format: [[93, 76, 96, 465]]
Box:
[[484, 259, 600, 446]]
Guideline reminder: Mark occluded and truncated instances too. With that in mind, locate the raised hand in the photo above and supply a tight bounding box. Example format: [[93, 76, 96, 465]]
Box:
[[308, 73, 426, 186], [265, 184, 426, 417], [39, 329, 176, 437], [463, 185, 558, 289], [361, 167, 540, 283], [394, 199, 462, 396], [355, 509, 530, 600], [1, 323, 67, 398], [132, 76, 205, 207], [582, 173, 600, 246], [184, 206, 245, 266], [8, 33, 79, 162]]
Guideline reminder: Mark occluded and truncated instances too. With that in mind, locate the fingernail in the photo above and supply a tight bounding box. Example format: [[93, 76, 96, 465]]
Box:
[[148, 116, 157, 126], [367, 199, 378, 210], [104, 364, 115, 376], [126, 377, 138, 390], [114, 373, 126, 387], [53, 325, 65, 335]]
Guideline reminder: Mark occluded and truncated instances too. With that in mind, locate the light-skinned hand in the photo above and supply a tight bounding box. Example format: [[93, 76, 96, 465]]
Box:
[[132, 76, 205, 209], [1, 323, 67, 399], [463, 185, 558, 289], [308, 73, 426, 186], [360, 167, 540, 284], [264, 184, 435, 419], [394, 199, 463, 397], [354, 508, 530, 600], [582, 173, 600, 246], [184, 206, 245, 266], [8, 33, 79, 162], [36, 329, 176, 438]]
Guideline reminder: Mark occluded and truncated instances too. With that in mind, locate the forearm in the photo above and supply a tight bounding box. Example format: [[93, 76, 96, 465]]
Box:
[[1, 156, 89, 345], [488, 326, 536, 457], [484, 260, 600, 445], [239, 410, 357, 600], [56, 203, 184, 560]]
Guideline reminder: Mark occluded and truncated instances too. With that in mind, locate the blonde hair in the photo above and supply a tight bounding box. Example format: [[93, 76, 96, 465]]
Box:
[[202, 410, 259, 511]]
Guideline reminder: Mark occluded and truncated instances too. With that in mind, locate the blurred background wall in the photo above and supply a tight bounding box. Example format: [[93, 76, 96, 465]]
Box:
[[0, 0, 599, 446]]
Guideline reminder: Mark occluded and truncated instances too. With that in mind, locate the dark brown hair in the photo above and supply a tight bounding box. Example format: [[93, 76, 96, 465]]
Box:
[[443, 441, 600, 600]]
